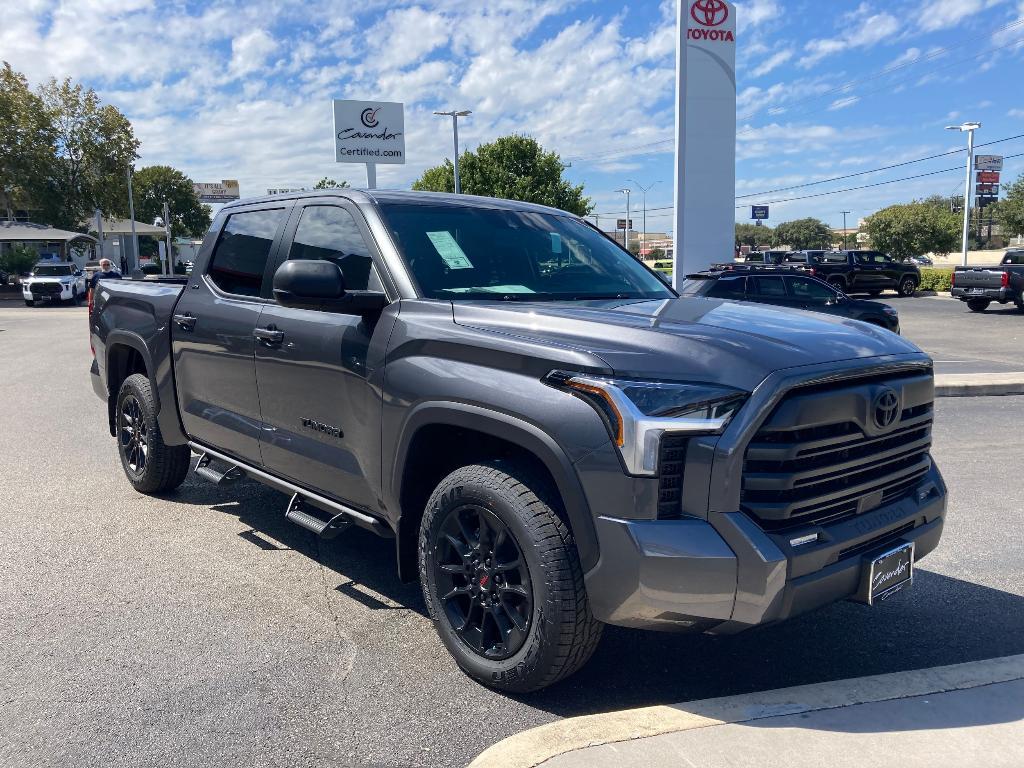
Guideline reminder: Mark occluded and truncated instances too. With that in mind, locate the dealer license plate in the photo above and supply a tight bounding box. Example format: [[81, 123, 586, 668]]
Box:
[[855, 542, 915, 605]]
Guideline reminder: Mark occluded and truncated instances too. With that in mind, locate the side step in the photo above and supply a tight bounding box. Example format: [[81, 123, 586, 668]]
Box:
[[285, 494, 353, 540], [194, 452, 246, 485]]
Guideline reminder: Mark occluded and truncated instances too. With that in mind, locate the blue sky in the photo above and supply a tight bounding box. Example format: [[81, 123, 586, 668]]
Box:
[[2, 0, 1023, 233]]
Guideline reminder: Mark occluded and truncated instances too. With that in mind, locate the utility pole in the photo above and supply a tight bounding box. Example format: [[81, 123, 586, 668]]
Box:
[[946, 122, 980, 267], [616, 188, 631, 253], [162, 201, 173, 276], [433, 110, 472, 194], [126, 165, 140, 274], [629, 180, 660, 257], [841, 210, 851, 250]]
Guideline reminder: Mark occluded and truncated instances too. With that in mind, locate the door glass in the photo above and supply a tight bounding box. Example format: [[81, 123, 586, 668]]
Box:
[[753, 276, 786, 297], [707, 276, 746, 298], [208, 208, 286, 296], [787, 277, 834, 302], [288, 206, 381, 291]]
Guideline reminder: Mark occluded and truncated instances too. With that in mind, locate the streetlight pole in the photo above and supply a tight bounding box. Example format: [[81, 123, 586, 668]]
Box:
[[616, 188, 631, 253], [946, 122, 981, 267], [126, 165, 139, 274], [434, 110, 472, 194], [629, 180, 659, 257], [841, 210, 851, 250]]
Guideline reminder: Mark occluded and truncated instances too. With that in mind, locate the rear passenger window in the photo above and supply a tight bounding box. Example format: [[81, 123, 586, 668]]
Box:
[[754, 276, 786, 297], [207, 209, 286, 297], [288, 206, 381, 291], [708, 277, 746, 298]]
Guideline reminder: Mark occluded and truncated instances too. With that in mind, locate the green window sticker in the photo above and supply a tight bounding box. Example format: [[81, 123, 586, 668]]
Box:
[[427, 231, 474, 270]]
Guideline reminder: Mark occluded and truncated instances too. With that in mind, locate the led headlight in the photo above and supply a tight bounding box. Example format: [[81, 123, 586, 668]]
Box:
[[545, 371, 747, 476]]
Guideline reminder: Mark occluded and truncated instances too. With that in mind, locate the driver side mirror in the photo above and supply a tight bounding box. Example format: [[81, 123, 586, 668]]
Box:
[[272, 260, 387, 316]]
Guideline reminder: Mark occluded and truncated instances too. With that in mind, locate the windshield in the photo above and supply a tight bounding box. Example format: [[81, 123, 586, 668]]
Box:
[[377, 202, 674, 301], [33, 265, 74, 276]]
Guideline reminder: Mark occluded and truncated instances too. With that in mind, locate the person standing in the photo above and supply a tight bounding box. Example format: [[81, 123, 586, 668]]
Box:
[[90, 258, 122, 292]]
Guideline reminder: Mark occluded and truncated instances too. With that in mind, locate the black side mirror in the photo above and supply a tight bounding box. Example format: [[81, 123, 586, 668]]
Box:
[[273, 260, 387, 316]]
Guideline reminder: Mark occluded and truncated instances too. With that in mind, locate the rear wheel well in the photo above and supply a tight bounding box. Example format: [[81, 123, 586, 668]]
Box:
[[106, 344, 149, 435], [397, 425, 567, 582]]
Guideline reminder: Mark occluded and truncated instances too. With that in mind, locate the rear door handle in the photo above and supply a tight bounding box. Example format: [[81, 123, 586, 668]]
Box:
[[173, 313, 196, 331], [254, 326, 285, 345]]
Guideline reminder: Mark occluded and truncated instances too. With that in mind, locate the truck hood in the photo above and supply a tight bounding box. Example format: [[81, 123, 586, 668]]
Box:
[[27, 276, 74, 283], [453, 297, 924, 391]]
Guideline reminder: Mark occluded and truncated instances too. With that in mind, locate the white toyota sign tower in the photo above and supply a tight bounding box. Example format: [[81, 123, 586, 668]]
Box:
[[673, 0, 737, 286]]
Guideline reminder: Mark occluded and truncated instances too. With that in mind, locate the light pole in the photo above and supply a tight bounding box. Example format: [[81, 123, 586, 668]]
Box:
[[126, 165, 139, 274], [629, 180, 659, 257], [841, 210, 851, 250], [615, 188, 631, 253], [946, 121, 981, 267], [434, 110, 472, 194]]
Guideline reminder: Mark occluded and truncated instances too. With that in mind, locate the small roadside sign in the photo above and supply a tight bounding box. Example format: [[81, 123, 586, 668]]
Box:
[[977, 171, 1000, 184], [751, 205, 769, 220], [616, 219, 634, 230], [975, 155, 1003, 171]]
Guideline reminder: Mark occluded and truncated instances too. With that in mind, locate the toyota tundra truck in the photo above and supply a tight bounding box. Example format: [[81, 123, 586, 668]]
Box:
[[88, 190, 947, 692], [951, 249, 1024, 312]]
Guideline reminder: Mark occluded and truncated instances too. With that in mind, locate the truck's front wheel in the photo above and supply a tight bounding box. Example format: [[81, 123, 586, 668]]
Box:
[[116, 374, 191, 494], [418, 462, 602, 693]]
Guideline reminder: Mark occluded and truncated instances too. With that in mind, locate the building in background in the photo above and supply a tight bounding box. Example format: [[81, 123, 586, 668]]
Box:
[[0, 222, 97, 269]]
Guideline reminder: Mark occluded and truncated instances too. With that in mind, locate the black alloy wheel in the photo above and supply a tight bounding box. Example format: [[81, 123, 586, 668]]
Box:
[[898, 277, 918, 297], [118, 394, 149, 476], [433, 504, 533, 660]]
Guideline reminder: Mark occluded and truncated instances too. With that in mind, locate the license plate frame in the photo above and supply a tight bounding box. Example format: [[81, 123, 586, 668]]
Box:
[[855, 541, 915, 605]]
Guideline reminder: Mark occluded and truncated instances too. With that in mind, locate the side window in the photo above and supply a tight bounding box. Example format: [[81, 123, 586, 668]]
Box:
[[207, 208, 286, 297], [753, 276, 787, 297], [707, 276, 746, 299], [787, 277, 833, 301], [288, 205, 381, 292]]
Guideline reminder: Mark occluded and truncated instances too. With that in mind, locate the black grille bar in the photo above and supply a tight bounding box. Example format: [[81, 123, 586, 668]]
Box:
[[657, 435, 688, 520]]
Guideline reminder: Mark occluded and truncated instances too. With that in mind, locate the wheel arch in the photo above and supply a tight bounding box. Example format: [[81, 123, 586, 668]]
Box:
[[105, 332, 156, 437], [391, 403, 599, 583]]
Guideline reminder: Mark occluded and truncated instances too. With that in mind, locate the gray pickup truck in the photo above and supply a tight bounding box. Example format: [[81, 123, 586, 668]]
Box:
[[952, 249, 1024, 312], [89, 190, 947, 692]]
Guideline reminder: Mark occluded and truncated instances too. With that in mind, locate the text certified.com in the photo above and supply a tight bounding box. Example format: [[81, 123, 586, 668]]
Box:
[[337, 146, 404, 159]]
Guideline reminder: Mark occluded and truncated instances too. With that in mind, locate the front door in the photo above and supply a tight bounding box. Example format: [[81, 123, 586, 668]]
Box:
[[171, 204, 290, 464], [851, 252, 885, 291], [254, 201, 394, 512]]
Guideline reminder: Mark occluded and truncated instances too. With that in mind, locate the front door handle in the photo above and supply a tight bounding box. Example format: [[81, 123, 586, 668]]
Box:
[[173, 313, 197, 331], [254, 326, 285, 345]]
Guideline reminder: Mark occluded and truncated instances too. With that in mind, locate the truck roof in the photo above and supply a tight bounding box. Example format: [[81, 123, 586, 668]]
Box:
[[221, 188, 577, 218]]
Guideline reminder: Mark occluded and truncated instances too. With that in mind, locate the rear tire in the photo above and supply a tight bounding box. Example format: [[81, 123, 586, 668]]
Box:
[[24, 299, 34, 307], [116, 374, 191, 494], [897, 277, 918, 297], [418, 462, 602, 693], [967, 298, 991, 313]]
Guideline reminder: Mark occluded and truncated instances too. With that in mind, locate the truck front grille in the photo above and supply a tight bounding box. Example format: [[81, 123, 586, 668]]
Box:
[[741, 373, 934, 531], [657, 435, 688, 520]]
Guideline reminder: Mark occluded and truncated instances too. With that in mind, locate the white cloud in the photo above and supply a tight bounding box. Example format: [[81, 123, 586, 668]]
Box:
[[734, 0, 781, 32], [751, 50, 793, 77], [800, 6, 902, 68], [917, 0, 1007, 32], [829, 96, 861, 110], [230, 29, 277, 77], [1009, 108, 1024, 117], [887, 47, 922, 69]]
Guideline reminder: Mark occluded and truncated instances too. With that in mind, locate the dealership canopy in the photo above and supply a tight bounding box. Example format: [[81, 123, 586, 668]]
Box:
[[0, 222, 97, 244]]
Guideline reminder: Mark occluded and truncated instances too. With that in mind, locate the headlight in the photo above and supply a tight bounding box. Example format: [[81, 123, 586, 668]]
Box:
[[544, 371, 747, 476]]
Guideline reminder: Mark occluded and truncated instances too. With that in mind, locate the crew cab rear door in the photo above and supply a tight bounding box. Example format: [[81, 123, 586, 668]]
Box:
[[171, 203, 291, 465], [253, 199, 395, 513]]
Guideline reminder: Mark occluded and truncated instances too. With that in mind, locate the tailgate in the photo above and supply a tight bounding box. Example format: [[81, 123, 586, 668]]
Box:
[[955, 268, 1005, 289]]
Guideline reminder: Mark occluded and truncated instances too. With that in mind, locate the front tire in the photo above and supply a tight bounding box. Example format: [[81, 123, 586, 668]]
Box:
[[116, 374, 191, 494], [897, 277, 918, 297], [419, 462, 602, 693], [967, 298, 990, 313]]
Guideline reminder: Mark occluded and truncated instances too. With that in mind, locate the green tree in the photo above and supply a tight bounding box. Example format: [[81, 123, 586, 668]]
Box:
[[0, 62, 55, 220], [648, 247, 666, 260], [0, 243, 40, 279], [413, 135, 592, 216], [993, 173, 1024, 238], [863, 200, 960, 260], [35, 76, 138, 230], [131, 165, 211, 239], [314, 177, 349, 189], [735, 222, 773, 248], [771, 218, 832, 250]]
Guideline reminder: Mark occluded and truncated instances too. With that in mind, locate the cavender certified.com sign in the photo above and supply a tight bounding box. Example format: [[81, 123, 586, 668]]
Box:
[[332, 100, 406, 165]]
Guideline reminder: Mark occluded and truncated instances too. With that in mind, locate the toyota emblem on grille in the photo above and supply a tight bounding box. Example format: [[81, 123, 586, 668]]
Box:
[[873, 388, 900, 430]]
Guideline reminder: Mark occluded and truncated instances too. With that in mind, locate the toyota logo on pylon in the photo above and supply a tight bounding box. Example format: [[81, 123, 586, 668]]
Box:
[[691, 0, 729, 27]]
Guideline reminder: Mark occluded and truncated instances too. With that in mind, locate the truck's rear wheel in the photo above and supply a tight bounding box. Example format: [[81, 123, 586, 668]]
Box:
[[967, 298, 990, 313], [418, 462, 602, 693], [116, 374, 191, 494]]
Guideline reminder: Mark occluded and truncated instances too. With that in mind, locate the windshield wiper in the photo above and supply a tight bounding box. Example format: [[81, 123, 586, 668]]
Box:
[[569, 293, 633, 301]]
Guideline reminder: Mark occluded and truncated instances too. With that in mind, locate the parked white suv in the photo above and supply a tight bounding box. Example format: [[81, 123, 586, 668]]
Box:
[[22, 263, 87, 306]]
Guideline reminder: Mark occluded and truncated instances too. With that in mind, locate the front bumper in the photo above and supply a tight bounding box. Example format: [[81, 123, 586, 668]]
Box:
[[23, 283, 73, 300], [584, 464, 946, 632]]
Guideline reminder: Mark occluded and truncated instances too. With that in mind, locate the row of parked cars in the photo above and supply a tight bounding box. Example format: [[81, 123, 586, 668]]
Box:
[[739, 249, 922, 297]]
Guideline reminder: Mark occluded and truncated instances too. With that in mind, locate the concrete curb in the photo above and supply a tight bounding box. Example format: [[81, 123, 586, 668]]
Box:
[[935, 373, 1024, 397], [469, 655, 1024, 768]]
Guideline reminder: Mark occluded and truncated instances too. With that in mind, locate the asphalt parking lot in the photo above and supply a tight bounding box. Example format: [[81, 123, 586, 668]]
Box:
[[1, 302, 1022, 768]]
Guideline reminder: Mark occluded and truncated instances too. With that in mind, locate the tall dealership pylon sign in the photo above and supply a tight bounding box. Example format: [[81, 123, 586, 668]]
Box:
[[673, 0, 737, 286]]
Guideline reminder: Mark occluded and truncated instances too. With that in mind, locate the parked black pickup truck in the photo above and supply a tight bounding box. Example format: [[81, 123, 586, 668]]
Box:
[[781, 250, 921, 297], [951, 249, 1024, 312], [89, 190, 946, 692]]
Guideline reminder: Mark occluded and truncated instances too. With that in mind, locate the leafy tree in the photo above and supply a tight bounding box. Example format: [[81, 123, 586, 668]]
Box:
[[35, 76, 138, 230], [771, 218, 832, 250], [648, 247, 666, 260], [413, 135, 592, 216], [0, 63, 54, 221], [735, 222, 773, 248], [863, 200, 960, 260], [131, 165, 211, 239], [993, 173, 1024, 238], [314, 177, 349, 189], [0, 243, 39, 279]]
